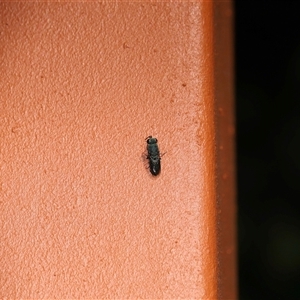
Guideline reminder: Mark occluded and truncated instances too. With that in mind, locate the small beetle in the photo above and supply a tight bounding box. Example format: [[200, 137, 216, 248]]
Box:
[[145, 136, 161, 176]]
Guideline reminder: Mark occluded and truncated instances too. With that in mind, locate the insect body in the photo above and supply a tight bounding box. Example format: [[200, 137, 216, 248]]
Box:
[[145, 136, 161, 176]]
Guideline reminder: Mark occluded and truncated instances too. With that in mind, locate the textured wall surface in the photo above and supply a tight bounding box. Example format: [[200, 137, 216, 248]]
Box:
[[0, 2, 235, 299]]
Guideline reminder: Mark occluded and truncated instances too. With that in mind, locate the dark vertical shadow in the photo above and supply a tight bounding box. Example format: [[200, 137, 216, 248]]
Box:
[[236, 2, 300, 299]]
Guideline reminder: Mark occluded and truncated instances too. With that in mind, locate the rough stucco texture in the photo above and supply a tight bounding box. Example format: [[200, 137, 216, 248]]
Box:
[[0, 2, 233, 299]]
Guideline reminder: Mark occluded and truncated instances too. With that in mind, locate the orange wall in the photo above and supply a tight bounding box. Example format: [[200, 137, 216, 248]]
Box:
[[214, 2, 237, 299], [0, 2, 235, 299]]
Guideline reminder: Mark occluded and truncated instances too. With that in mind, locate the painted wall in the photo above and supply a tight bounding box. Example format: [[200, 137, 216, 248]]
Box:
[[0, 2, 235, 299]]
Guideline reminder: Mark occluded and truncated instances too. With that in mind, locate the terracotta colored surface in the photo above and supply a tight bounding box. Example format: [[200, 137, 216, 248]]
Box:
[[0, 1, 235, 299], [214, 1, 237, 299]]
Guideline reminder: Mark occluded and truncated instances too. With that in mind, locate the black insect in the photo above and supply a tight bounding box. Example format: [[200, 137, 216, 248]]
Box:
[[145, 136, 161, 176]]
